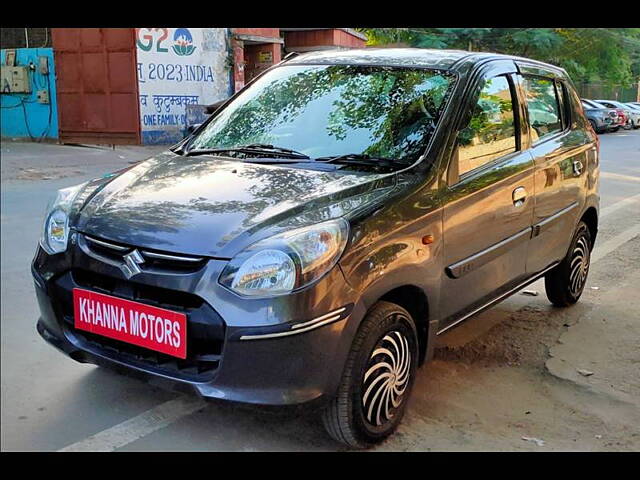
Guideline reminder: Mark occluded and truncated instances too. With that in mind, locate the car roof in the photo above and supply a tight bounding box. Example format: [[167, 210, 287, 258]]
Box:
[[287, 48, 567, 76], [289, 48, 471, 70]]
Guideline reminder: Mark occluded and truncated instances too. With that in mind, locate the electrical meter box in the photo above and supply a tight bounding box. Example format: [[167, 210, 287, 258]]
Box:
[[1, 66, 31, 94]]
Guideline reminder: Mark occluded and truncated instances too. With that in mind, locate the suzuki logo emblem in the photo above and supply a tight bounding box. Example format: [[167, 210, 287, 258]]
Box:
[[121, 249, 145, 279]]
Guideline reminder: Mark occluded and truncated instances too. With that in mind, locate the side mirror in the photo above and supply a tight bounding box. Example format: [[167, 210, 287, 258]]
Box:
[[186, 123, 202, 135], [204, 99, 227, 114], [183, 98, 228, 139]]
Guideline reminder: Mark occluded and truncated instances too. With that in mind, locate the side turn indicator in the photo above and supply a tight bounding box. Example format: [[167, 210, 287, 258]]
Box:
[[422, 235, 434, 245]]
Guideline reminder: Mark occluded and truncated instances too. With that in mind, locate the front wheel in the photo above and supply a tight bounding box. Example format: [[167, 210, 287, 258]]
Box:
[[545, 221, 592, 307], [321, 301, 418, 448]]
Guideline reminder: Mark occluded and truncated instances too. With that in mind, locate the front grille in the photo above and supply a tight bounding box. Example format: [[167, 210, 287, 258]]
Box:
[[82, 234, 208, 274], [51, 270, 225, 381], [73, 268, 203, 310]]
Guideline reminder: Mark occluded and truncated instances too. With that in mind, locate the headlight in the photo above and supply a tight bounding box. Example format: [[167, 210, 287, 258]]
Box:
[[40, 182, 88, 255], [219, 218, 349, 297]]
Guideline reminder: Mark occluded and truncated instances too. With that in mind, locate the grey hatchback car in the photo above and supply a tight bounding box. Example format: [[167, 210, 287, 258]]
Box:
[[33, 49, 599, 448]]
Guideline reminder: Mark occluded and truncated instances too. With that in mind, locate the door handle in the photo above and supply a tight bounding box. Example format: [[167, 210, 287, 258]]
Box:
[[573, 160, 583, 176], [512, 186, 527, 207]]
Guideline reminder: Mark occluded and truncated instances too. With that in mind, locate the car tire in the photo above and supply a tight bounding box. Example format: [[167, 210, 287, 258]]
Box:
[[589, 120, 604, 134], [321, 300, 418, 448], [545, 221, 592, 307]]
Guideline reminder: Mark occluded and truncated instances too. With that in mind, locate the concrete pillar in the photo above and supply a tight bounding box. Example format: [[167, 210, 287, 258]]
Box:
[[232, 38, 245, 93]]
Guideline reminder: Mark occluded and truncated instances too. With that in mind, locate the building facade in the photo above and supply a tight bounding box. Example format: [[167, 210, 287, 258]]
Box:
[[1, 47, 59, 140], [135, 28, 232, 144], [1, 28, 367, 145]]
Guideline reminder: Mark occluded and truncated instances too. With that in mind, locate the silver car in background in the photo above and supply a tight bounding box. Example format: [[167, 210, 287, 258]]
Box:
[[594, 99, 640, 129]]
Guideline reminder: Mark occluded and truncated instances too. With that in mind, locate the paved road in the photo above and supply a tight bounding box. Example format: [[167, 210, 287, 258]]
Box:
[[1, 132, 639, 451]]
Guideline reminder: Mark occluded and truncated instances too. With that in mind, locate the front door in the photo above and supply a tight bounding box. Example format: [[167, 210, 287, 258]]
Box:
[[439, 66, 535, 330]]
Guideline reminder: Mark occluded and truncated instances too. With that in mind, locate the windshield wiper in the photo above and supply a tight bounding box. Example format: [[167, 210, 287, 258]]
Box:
[[240, 144, 310, 157], [186, 144, 310, 159], [314, 153, 412, 169]]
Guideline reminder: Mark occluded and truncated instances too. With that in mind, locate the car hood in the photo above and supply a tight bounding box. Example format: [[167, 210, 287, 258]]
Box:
[[75, 152, 395, 258]]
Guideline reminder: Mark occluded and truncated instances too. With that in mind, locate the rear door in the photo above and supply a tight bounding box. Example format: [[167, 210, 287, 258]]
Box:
[[516, 65, 594, 274], [439, 61, 535, 328]]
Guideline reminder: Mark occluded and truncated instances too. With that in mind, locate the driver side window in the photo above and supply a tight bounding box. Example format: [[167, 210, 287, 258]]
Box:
[[455, 75, 517, 176]]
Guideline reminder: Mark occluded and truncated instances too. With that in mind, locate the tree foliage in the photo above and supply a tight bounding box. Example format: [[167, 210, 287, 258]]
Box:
[[358, 28, 640, 87]]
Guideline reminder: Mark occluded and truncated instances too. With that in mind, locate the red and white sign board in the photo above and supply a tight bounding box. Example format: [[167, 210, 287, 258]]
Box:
[[73, 288, 187, 359]]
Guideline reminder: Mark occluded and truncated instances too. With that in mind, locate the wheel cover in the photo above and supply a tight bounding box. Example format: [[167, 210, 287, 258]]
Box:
[[569, 235, 590, 297], [361, 329, 411, 427]]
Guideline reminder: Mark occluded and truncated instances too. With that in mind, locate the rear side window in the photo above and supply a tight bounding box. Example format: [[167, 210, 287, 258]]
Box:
[[523, 76, 563, 141], [456, 75, 517, 176]]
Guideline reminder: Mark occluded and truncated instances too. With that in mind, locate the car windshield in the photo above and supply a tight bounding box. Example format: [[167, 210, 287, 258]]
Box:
[[596, 100, 621, 109], [583, 99, 604, 109], [188, 64, 456, 166]]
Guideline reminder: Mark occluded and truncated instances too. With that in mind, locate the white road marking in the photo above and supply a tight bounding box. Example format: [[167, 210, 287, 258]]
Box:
[[57, 396, 207, 452], [55, 193, 640, 452], [591, 223, 640, 264], [600, 172, 640, 183], [600, 192, 640, 218]]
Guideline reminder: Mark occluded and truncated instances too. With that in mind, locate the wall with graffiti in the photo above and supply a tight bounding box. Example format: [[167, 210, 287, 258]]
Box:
[[135, 28, 232, 144]]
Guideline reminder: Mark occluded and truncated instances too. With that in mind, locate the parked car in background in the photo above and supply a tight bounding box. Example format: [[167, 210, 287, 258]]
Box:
[[625, 102, 640, 115], [582, 99, 623, 132], [580, 100, 618, 133], [33, 49, 599, 448], [594, 99, 639, 129]]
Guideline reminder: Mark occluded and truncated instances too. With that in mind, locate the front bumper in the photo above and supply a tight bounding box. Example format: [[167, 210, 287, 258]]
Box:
[[32, 235, 364, 407]]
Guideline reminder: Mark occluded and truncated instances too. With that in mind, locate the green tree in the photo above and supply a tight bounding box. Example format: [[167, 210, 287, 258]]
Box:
[[358, 28, 640, 89]]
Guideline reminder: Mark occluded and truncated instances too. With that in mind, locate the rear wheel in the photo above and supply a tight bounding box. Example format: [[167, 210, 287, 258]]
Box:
[[545, 221, 592, 307], [321, 301, 418, 448]]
